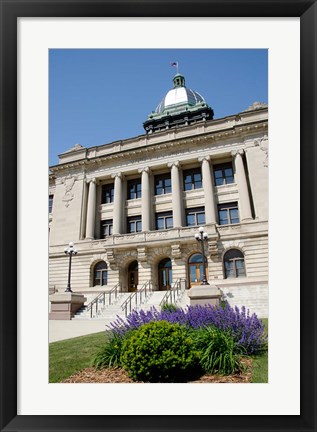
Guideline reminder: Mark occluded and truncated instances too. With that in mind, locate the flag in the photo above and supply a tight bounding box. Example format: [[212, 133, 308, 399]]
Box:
[[170, 61, 178, 67]]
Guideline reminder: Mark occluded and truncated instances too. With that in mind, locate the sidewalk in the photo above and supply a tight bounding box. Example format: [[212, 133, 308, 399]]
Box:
[[49, 319, 107, 343]]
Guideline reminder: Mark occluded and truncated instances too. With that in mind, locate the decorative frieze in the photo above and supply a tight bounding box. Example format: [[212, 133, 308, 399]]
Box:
[[61, 175, 77, 208]]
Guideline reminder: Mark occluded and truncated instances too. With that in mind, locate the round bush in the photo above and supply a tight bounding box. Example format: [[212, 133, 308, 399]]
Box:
[[120, 320, 200, 382]]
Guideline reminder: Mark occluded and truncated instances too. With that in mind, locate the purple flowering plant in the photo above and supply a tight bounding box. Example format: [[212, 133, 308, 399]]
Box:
[[108, 302, 267, 355]]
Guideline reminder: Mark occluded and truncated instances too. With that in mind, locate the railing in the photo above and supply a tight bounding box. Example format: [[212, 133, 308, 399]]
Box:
[[121, 280, 153, 317], [86, 282, 121, 318], [160, 278, 187, 308]]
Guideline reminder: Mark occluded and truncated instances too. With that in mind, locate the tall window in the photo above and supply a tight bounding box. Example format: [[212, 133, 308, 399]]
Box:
[[186, 207, 205, 226], [155, 211, 173, 230], [127, 179, 142, 200], [154, 174, 171, 195], [93, 261, 108, 286], [127, 216, 142, 233], [218, 202, 240, 225], [100, 219, 113, 238], [183, 168, 202, 191], [188, 253, 208, 285], [101, 183, 114, 204], [49, 195, 54, 213], [224, 249, 246, 278], [213, 163, 234, 186]]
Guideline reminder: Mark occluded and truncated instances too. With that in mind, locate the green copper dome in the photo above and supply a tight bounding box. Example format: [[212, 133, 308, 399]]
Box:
[[143, 73, 214, 133]]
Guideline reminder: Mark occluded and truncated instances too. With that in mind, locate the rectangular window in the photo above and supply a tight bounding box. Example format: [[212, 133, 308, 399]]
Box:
[[185, 207, 206, 226], [100, 219, 113, 238], [213, 163, 234, 186], [49, 195, 54, 213], [127, 216, 142, 233], [218, 202, 240, 225], [154, 174, 172, 195], [127, 179, 142, 200], [183, 168, 202, 191], [101, 183, 114, 204], [155, 211, 173, 230]]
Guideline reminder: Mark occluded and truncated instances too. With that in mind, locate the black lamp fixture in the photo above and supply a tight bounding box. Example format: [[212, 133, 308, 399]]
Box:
[[64, 242, 78, 292], [194, 227, 209, 285]]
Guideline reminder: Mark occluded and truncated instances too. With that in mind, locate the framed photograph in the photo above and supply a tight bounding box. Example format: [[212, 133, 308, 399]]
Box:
[[0, 1, 316, 431]]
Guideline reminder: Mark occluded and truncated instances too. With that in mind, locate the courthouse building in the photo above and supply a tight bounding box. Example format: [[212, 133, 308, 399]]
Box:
[[49, 72, 268, 315]]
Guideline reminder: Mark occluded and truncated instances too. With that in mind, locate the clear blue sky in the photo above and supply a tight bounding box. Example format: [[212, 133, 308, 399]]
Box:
[[49, 49, 268, 166]]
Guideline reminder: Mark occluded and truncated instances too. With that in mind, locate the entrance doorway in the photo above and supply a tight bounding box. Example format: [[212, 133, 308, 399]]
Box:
[[188, 253, 208, 287], [158, 258, 172, 291], [128, 260, 138, 292]]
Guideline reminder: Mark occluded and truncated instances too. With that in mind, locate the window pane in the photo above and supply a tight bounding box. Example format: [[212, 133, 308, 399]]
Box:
[[189, 266, 197, 282], [214, 170, 222, 178], [136, 221, 142, 232], [226, 176, 234, 184], [166, 217, 173, 228], [156, 218, 164, 230], [197, 212, 205, 224], [189, 254, 203, 263], [224, 168, 233, 177], [219, 210, 228, 225], [186, 214, 195, 226], [102, 271, 108, 285], [215, 177, 224, 186]]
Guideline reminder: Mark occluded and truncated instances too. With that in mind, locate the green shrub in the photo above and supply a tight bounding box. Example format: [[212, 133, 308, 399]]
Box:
[[161, 303, 178, 312], [194, 326, 245, 375], [120, 320, 201, 382], [92, 333, 124, 369]]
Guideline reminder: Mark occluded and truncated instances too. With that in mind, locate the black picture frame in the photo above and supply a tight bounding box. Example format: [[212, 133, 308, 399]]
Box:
[[0, 1, 316, 431]]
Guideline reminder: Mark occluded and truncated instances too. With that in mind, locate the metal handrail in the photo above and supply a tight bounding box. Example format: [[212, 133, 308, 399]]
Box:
[[121, 280, 153, 317], [86, 282, 121, 318], [160, 278, 187, 308]]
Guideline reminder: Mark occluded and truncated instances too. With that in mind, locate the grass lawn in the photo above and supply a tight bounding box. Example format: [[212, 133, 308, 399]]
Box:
[[49, 331, 107, 383], [49, 319, 268, 383]]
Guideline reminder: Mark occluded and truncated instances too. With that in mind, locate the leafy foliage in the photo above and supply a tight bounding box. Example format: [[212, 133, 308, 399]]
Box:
[[161, 303, 179, 312], [109, 302, 267, 355], [120, 321, 200, 382], [92, 333, 124, 369], [194, 326, 245, 375]]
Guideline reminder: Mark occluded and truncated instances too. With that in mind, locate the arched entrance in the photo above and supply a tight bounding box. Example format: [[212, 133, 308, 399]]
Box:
[[188, 253, 208, 287], [128, 260, 138, 292], [158, 258, 172, 291]]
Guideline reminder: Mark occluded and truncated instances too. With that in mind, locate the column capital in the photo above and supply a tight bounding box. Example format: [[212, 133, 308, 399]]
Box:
[[87, 177, 96, 184], [138, 166, 152, 175], [167, 161, 180, 169], [111, 172, 124, 180], [231, 149, 245, 157], [198, 155, 211, 163]]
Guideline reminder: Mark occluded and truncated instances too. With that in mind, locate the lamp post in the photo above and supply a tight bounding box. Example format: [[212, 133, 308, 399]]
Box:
[[194, 227, 209, 285], [64, 242, 78, 292]]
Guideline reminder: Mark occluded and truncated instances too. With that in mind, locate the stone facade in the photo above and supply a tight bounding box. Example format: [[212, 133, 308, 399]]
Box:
[[49, 104, 268, 317]]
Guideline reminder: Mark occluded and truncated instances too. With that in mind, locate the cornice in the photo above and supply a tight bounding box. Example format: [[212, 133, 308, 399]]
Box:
[[50, 119, 268, 174]]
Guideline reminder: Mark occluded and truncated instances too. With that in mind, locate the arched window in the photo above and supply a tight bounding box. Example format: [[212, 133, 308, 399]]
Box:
[[223, 249, 245, 279], [93, 261, 108, 286], [158, 258, 172, 290], [188, 253, 208, 285]]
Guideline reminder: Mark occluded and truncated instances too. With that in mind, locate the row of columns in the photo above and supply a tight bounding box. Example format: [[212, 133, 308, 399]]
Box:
[[84, 150, 253, 239]]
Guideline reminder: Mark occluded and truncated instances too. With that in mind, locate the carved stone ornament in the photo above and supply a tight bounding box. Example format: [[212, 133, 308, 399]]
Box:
[[106, 249, 116, 265], [254, 136, 268, 168], [171, 244, 182, 258], [208, 241, 219, 257], [62, 175, 77, 207], [137, 247, 147, 262]]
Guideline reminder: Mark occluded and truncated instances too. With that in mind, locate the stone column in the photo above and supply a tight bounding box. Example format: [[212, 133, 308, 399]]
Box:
[[138, 167, 151, 232], [199, 156, 217, 224], [232, 149, 252, 221], [168, 161, 183, 228], [86, 178, 96, 239], [112, 172, 123, 234]]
